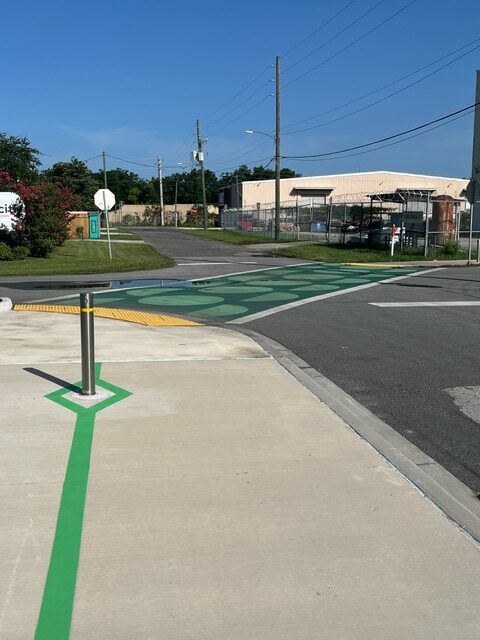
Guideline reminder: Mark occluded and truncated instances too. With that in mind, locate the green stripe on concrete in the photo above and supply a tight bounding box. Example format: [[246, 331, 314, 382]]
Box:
[[34, 411, 95, 640], [35, 364, 132, 640]]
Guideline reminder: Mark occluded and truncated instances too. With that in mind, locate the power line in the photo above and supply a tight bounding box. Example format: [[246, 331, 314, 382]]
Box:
[[209, 155, 274, 173], [208, 136, 272, 165], [204, 80, 272, 129], [284, 0, 418, 90], [283, 40, 480, 135], [105, 154, 156, 168], [202, 64, 272, 123], [290, 109, 475, 162], [281, 0, 357, 59], [82, 154, 102, 163], [283, 0, 387, 74], [283, 36, 480, 132], [207, 94, 272, 136], [283, 102, 479, 159], [201, 2, 359, 127]]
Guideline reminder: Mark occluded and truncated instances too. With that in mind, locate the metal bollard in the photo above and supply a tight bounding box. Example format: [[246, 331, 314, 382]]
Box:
[[80, 293, 95, 395]]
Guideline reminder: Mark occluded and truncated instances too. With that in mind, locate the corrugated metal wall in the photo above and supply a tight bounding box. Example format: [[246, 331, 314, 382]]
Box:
[[240, 171, 469, 208]]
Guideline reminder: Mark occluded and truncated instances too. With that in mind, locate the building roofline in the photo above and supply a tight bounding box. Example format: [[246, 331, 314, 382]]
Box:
[[240, 170, 469, 185]]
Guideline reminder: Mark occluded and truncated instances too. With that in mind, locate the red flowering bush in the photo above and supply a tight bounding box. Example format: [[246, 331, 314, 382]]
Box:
[[0, 171, 78, 257]]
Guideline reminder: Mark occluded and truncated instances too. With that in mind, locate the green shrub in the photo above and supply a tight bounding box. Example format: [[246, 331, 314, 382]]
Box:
[[29, 237, 55, 258], [443, 241, 460, 257], [76, 225, 84, 239], [0, 244, 13, 260], [12, 246, 30, 260], [122, 214, 136, 226]]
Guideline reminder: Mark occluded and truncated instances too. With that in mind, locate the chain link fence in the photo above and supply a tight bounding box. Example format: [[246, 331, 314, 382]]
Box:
[[222, 198, 471, 255]]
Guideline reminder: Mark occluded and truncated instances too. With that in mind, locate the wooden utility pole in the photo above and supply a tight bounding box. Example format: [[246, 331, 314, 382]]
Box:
[[196, 120, 209, 229], [471, 70, 480, 232], [157, 156, 164, 226], [274, 55, 281, 242]]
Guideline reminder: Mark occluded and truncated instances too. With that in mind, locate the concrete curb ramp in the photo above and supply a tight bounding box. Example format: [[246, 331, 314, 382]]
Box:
[[13, 304, 201, 327]]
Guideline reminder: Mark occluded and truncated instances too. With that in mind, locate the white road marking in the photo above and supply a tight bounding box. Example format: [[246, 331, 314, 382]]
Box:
[[189, 262, 305, 282], [370, 301, 480, 307], [177, 262, 230, 266], [230, 268, 442, 324]]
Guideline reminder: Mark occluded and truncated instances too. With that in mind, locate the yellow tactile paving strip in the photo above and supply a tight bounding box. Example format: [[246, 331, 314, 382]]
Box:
[[13, 304, 201, 327], [346, 263, 405, 268]]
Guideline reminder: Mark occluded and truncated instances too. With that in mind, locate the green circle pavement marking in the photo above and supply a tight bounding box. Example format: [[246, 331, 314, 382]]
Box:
[[195, 304, 249, 317], [137, 294, 224, 306], [125, 287, 186, 297], [283, 273, 342, 281], [292, 284, 341, 292], [198, 285, 273, 294], [243, 279, 306, 287], [243, 292, 299, 302], [330, 278, 371, 285]]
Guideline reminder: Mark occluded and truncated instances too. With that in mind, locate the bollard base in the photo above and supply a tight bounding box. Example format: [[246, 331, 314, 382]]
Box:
[[67, 389, 113, 406]]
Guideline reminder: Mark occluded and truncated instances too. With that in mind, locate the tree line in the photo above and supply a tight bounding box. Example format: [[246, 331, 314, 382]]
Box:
[[0, 132, 301, 211]]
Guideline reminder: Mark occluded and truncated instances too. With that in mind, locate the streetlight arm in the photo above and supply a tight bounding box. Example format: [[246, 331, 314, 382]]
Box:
[[244, 129, 276, 142]]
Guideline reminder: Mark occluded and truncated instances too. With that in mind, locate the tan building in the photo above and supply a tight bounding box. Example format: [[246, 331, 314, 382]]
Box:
[[109, 203, 219, 225], [219, 171, 469, 210]]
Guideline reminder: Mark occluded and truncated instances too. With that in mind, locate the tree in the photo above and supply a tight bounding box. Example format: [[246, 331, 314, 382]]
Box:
[[0, 171, 78, 257], [93, 168, 148, 205], [0, 133, 41, 182], [42, 157, 100, 210]]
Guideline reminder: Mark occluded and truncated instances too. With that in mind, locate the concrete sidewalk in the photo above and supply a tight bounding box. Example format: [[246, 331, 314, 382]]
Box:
[[1, 310, 480, 639]]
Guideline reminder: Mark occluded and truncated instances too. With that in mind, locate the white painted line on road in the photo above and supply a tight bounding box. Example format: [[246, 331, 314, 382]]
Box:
[[229, 268, 442, 324], [370, 301, 480, 308], [189, 262, 305, 282], [177, 262, 230, 266]]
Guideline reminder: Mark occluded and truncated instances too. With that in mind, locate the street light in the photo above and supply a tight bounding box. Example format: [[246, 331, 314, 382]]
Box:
[[245, 129, 280, 241]]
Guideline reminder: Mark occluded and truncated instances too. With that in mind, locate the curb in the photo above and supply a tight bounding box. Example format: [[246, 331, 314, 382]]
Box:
[[238, 327, 480, 544], [0, 297, 13, 312]]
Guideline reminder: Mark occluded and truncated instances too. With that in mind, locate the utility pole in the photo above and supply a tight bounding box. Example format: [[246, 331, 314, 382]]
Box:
[[102, 151, 112, 260], [274, 55, 281, 242], [174, 178, 178, 228], [471, 70, 480, 235], [157, 156, 165, 226], [196, 119, 209, 229]]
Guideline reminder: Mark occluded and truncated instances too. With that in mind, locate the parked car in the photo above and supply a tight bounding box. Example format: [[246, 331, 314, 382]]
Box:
[[368, 226, 401, 246]]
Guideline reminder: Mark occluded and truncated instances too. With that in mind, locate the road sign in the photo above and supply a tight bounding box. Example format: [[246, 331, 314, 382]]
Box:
[[94, 189, 116, 211]]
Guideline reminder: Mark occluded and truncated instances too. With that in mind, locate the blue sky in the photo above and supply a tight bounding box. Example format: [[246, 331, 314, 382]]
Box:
[[2, 0, 479, 179]]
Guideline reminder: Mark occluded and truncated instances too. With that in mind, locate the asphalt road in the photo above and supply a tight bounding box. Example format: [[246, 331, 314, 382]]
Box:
[[248, 267, 480, 493]]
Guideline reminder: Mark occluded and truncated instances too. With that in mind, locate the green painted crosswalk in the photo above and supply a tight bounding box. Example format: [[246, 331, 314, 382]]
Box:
[[50, 264, 419, 321]]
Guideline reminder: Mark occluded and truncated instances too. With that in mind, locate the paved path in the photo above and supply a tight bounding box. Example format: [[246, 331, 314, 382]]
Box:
[[1, 310, 480, 639]]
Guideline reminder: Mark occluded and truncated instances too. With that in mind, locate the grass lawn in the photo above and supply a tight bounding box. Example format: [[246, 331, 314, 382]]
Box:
[[0, 240, 174, 276], [99, 227, 141, 240], [275, 243, 468, 263], [182, 229, 297, 244]]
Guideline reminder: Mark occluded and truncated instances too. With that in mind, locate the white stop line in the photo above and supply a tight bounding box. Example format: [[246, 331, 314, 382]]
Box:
[[370, 301, 480, 307]]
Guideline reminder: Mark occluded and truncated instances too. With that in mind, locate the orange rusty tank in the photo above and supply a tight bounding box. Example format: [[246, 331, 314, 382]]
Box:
[[431, 195, 455, 244]]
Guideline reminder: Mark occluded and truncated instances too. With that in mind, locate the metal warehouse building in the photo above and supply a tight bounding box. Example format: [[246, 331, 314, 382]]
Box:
[[219, 170, 469, 210]]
